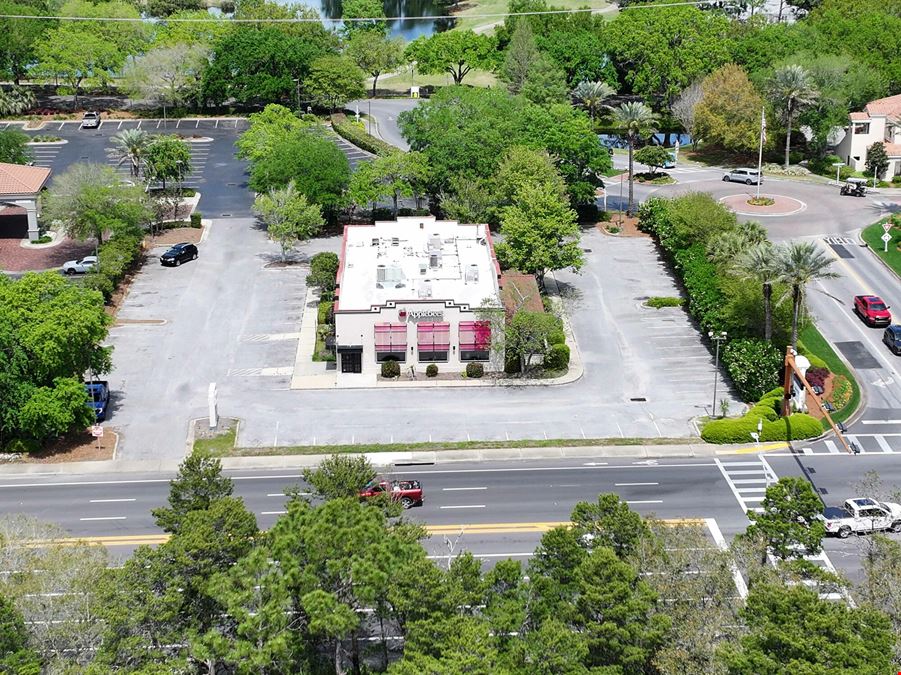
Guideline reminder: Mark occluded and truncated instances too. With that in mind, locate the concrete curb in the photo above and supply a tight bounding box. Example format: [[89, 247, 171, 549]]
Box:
[[0, 442, 779, 475]]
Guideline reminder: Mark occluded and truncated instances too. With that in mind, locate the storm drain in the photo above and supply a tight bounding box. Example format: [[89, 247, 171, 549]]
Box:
[[630, 397, 647, 402], [834, 341, 881, 369]]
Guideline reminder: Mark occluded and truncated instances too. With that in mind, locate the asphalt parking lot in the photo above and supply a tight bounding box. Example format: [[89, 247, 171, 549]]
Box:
[[9, 118, 253, 218], [106, 221, 735, 459]]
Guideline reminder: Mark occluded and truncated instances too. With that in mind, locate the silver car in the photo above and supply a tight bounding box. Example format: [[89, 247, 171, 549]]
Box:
[[81, 111, 100, 129], [62, 255, 97, 275], [723, 168, 762, 185]]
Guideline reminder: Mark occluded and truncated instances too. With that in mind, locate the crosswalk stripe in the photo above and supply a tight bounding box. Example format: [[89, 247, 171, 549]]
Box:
[[824, 440, 840, 454], [875, 435, 892, 453]]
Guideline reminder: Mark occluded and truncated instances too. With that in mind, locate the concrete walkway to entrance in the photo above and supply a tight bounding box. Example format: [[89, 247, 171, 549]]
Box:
[[290, 287, 337, 389]]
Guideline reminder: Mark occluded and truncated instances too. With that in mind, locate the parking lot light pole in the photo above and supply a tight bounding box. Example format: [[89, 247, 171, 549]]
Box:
[[833, 162, 843, 186], [709, 331, 727, 417]]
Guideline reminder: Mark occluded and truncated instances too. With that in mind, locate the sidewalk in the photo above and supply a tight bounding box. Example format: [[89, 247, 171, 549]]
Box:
[[0, 441, 784, 475]]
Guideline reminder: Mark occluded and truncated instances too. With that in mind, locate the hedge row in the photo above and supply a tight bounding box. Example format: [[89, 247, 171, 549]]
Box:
[[82, 234, 144, 302], [331, 113, 395, 157], [701, 388, 822, 443]]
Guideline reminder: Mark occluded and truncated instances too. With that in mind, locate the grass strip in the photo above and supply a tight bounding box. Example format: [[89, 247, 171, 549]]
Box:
[[201, 435, 697, 457], [799, 324, 861, 427], [861, 218, 901, 278]]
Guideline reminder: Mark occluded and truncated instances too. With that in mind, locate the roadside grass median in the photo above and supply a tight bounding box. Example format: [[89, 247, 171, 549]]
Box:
[[198, 435, 697, 457], [798, 324, 861, 427], [861, 216, 901, 279]]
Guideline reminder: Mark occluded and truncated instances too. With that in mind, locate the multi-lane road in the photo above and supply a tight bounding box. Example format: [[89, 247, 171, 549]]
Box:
[[2, 453, 898, 579]]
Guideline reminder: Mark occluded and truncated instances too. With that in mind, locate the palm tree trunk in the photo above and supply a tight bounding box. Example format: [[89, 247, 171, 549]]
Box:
[[763, 282, 772, 342], [784, 111, 793, 169], [791, 285, 801, 350], [626, 140, 635, 216]]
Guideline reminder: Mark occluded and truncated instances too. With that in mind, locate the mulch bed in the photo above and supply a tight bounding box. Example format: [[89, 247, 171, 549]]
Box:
[[25, 429, 117, 463], [597, 214, 646, 238], [145, 226, 203, 248]]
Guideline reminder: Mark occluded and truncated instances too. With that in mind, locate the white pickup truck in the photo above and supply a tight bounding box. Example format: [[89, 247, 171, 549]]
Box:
[[820, 497, 901, 538]]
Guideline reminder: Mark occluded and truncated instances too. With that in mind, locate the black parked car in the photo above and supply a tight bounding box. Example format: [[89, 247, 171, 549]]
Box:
[[160, 242, 198, 266]]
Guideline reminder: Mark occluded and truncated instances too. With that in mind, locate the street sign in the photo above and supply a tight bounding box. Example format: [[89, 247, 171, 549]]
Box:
[[883, 222, 893, 233], [882, 232, 892, 243], [90, 425, 103, 438]]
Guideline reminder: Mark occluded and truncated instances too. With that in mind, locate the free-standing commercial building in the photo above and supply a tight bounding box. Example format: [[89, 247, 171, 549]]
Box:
[[333, 217, 501, 379]]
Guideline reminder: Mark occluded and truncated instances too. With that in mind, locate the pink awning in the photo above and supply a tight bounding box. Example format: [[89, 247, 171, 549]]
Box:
[[417, 322, 450, 350], [459, 321, 491, 350], [375, 323, 407, 349]]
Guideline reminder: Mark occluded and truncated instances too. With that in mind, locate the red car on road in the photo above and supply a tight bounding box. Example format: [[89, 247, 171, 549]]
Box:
[[854, 295, 892, 327], [359, 479, 424, 509]]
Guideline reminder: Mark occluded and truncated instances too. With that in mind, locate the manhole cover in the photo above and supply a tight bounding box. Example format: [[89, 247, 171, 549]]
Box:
[[221, 213, 232, 217], [835, 341, 881, 369]]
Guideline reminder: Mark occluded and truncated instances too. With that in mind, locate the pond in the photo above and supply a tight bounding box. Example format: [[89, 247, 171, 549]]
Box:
[[293, 0, 455, 40]]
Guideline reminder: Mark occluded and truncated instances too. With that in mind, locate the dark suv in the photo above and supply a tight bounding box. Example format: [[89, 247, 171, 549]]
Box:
[[883, 325, 901, 355], [160, 242, 198, 266]]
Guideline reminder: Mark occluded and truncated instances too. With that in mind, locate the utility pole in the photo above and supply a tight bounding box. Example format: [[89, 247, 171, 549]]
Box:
[[709, 331, 727, 417]]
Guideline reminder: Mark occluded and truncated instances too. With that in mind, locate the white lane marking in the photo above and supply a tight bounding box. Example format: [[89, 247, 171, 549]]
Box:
[[824, 440, 840, 454], [732, 479, 766, 484], [442, 487, 487, 491], [79, 516, 126, 521], [89, 498, 136, 503], [427, 552, 533, 560], [861, 419, 901, 424], [875, 436, 892, 453], [260, 511, 287, 515], [625, 500, 663, 504], [439, 505, 486, 509], [706, 518, 748, 599], [266, 493, 286, 497], [615, 482, 659, 486]]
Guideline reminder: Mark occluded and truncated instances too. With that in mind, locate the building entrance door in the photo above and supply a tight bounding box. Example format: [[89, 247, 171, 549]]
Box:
[[341, 350, 362, 373]]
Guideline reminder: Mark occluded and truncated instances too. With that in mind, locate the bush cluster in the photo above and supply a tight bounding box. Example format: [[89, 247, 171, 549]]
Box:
[[805, 367, 829, 389], [83, 234, 143, 302], [465, 362, 484, 378], [331, 113, 395, 156], [545, 343, 570, 370], [722, 339, 783, 402], [381, 359, 401, 378], [701, 388, 822, 443], [190, 211, 202, 228], [425, 364, 438, 377], [645, 296, 683, 309]]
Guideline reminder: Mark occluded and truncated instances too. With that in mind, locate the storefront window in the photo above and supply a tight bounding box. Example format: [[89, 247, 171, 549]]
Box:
[[459, 320, 491, 361], [375, 323, 407, 363], [417, 322, 450, 363]]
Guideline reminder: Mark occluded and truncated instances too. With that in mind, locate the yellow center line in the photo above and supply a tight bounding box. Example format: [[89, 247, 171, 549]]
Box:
[[22, 519, 708, 548]]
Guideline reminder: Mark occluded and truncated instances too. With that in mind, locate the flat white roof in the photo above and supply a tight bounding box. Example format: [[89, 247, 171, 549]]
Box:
[[337, 217, 500, 311]]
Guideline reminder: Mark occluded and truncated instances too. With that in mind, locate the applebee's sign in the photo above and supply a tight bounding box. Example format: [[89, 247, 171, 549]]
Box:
[[400, 309, 443, 321]]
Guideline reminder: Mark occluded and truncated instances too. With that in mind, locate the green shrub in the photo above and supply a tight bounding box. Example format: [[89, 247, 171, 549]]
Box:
[[426, 363, 438, 377], [381, 359, 400, 378], [466, 362, 484, 378], [504, 356, 520, 374], [331, 113, 395, 156], [544, 343, 570, 370], [317, 300, 333, 326], [542, 296, 555, 314], [702, 412, 821, 443], [35, 235, 52, 244], [892, 174, 901, 185], [81, 271, 114, 301], [797, 339, 828, 370], [547, 328, 566, 345], [645, 296, 683, 309], [722, 338, 783, 402], [190, 212, 202, 227], [3, 438, 41, 454], [674, 244, 726, 332], [308, 252, 340, 298]]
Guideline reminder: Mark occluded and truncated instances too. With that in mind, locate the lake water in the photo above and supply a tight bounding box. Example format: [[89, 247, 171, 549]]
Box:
[[295, 0, 454, 40]]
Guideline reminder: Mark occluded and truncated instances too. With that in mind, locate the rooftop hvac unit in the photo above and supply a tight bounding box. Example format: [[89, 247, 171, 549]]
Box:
[[376, 265, 387, 283], [391, 237, 400, 246], [371, 237, 379, 247], [465, 264, 479, 282], [429, 234, 442, 251], [418, 281, 432, 298], [429, 253, 440, 269], [419, 263, 428, 275]]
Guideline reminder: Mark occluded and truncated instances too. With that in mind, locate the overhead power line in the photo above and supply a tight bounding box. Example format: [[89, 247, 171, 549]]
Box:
[[0, 1, 741, 23]]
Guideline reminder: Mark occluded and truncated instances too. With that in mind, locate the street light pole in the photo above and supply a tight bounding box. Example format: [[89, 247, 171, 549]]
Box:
[[709, 331, 727, 417]]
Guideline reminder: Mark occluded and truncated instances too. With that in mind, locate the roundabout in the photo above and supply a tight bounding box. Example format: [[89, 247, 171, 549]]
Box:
[[718, 192, 807, 217]]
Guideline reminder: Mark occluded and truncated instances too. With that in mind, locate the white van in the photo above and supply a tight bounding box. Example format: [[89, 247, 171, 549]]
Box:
[[723, 168, 762, 185]]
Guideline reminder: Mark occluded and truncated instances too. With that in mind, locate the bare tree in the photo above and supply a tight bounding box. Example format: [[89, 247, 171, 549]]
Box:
[[672, 81, 703, 142]]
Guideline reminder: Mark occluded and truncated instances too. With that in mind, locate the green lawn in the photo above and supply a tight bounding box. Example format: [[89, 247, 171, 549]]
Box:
[[861, 217, 901, 278], [203, 436, 694, 457], [798, 324, 861, 427], [375, 67, 498, 92], [453, 0, 616, 33]]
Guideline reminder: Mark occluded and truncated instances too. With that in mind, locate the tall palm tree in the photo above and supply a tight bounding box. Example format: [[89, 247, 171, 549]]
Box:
[[767, 65, 818, 170], [734, 242, 780, 342], [108, 129, 151, 178], [611, 102, 659, 216], [776, 241, 839, 349], [572, 80, 615, 120]]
